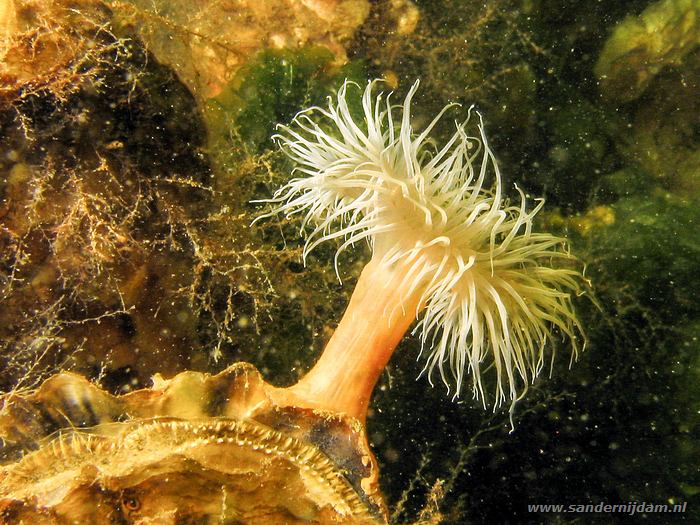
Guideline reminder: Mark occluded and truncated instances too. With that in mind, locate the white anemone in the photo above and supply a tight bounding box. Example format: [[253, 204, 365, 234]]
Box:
[[260, 80, 585, 409]]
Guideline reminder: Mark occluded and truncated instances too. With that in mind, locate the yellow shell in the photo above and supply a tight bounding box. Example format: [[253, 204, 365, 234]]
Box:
[[0, 363, 386, 524]]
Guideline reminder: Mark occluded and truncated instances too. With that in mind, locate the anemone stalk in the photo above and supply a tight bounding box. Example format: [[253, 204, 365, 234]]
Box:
[[282, 255, 422, 421]]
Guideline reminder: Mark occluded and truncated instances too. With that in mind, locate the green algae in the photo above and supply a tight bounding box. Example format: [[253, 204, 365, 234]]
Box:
[[588, 192, 700, 323], [205, 47, 366, 153], [202, 47, 367, 204]]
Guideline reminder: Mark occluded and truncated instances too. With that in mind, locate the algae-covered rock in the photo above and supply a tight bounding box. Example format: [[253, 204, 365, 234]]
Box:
[[595, 0, 700, 103], [0, 39, 212, 389], [0, 0, 379, 398], [108, 0, 371, 101]]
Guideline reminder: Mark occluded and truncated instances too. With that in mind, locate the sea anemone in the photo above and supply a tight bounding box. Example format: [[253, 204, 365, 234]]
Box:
[[259, 80, 585, 420]]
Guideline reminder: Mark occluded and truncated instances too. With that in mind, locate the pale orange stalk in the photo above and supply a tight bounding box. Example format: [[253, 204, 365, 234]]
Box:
[[282, 256, 421, 421]]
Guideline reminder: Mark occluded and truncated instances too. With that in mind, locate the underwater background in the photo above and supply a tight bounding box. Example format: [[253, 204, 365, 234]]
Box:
[[0, 0, 698, 523]]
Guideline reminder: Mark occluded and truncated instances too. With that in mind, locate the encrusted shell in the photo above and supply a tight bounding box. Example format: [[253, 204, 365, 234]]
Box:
[[0, 363, 386, 524]]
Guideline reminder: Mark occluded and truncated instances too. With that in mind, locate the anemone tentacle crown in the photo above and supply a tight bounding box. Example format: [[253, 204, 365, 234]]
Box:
[[262, 79, 586, 408]]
